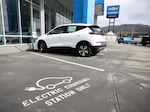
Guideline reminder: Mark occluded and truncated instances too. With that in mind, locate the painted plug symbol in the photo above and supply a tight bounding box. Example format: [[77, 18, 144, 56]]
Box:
[[24, 77, 73, 91]]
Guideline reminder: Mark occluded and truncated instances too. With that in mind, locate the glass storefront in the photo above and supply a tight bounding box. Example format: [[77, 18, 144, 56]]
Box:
[[4, 0, 19, 35], [3, 0, 20, 44], [0, 0, 73, 45], [45, 0, 55, 33], [56, 1, 72, 26], [0, 1, 4, 45], [33, 6, 41, 36], [20, 0, 31, 35]]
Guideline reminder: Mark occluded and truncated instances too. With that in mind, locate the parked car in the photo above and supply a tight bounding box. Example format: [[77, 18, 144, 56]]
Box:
[[123, 37, 133, 44], [117, 37, 123, 44], [118, 37, 133, 44], [36, 24, 106, 57], [132, 37, 142, 45], [141, 36, 150, 46]]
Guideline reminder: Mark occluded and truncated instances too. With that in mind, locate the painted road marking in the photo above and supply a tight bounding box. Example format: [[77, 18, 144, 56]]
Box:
[[24, 77, 73, 91], [128, 73, 150, 81], [31, 52, 105, 72], [22, 77, 91, 107]]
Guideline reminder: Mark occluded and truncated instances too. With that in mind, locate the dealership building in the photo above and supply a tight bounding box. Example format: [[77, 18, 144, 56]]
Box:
[[0, 0, 104, 47]]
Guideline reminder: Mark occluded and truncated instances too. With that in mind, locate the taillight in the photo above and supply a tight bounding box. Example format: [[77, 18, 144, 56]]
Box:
[[89, 32, 100, 35], [96, 41, 101, 43]]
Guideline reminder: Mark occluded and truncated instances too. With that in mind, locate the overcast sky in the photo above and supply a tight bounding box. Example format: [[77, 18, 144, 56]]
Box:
[[97, 0, 150, 27]]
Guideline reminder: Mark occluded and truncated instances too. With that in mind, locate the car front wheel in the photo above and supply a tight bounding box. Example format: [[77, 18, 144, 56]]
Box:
[[38, 41, 47, 53], [77, 43, 91, 57]]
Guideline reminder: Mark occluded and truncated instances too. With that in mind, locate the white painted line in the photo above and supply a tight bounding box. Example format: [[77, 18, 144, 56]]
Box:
[[128, 73, 150, 81], [31, 52, 105, 72]]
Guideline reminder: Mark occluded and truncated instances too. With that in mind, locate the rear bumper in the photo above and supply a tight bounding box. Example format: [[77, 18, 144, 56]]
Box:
[[91, 44, 107, 53]]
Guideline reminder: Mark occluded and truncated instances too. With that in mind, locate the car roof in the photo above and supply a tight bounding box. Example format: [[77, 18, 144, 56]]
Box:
[[57, 23, 98, 27], [46, 23, 100, 34]]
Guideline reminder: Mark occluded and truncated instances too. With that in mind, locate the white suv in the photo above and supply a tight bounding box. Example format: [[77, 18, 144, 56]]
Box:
[[36, 24, 106, 57]]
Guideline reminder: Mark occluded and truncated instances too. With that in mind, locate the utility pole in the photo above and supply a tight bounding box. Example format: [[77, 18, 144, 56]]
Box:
[[131, 26, 134, 38]]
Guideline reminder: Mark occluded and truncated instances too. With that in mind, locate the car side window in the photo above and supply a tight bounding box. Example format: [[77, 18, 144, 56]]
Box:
[[76, 26, 87, 31], [67, 26, 77, 33], [48, 26, 67, 35]]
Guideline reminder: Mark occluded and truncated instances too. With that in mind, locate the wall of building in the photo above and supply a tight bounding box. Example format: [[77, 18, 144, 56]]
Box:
[[73, 0, 104, 24], [73, 0, 95, 24], [0, 0, 105, 47], [0, 0, 72, 46]]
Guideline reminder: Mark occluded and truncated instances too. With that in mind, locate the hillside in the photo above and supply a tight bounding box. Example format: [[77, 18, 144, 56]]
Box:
[[102, 24, 150, 35]]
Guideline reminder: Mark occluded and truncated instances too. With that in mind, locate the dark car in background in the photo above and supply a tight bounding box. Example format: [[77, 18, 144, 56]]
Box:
[[141, 36, 150, 46]]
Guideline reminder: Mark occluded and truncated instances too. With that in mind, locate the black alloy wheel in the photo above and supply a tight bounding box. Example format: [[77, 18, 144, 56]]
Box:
[[39, 41, 47, 53], [77, 43, 91, 57]]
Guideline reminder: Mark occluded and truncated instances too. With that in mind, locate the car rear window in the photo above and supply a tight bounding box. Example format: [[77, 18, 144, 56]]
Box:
[[89, 26, 101, 33]]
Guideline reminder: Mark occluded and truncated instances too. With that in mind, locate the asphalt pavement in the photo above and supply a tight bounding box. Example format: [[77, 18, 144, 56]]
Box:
[[0, 43, 150, 112]]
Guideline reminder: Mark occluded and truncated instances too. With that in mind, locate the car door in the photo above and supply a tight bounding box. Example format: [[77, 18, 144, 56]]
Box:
[[59, 25, 78, 47], [46, 26, 67, 47], [61, 25, 88, 48]]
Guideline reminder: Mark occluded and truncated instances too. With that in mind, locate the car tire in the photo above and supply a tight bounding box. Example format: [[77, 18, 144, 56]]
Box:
[[77, 43, 91, 57], [38, 41, 47, 53]]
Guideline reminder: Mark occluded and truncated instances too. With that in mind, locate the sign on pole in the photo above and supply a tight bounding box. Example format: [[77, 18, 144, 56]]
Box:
[[107, 5, 120, 18]]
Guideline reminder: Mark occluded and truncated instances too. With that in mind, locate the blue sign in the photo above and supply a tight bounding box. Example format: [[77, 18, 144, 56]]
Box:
[[95, 0, 104, 16], [107, 5, 120, 18], [95, 0, 104, 5]]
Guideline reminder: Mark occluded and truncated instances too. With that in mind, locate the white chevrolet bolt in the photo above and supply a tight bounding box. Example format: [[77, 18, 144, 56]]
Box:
[[36, 24, 106, 57]]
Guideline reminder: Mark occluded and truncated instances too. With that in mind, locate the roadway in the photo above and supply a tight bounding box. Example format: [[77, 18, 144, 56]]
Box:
[[0, 43, 150, 112]]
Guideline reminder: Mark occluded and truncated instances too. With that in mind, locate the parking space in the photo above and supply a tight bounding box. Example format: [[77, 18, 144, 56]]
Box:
[[0, 43, 150, 112]]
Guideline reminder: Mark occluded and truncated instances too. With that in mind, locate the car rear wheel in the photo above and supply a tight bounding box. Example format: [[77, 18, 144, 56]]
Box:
[[77, 43, 91, 57], [38, 41, 47, 53]]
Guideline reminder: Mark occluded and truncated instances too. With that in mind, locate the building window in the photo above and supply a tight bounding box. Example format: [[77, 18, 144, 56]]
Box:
[[1, 0, 20, 44], [33, 6, 41, 36], [32, 0, 40, 6], [20, 0, 31, 35], [56, 1, 72, 27], [0, 3, 2, 34], [45, 0, 56, 33], [3, 0, 19, 35], [0, 0, 73, 45], [0, 2, 4, 45]]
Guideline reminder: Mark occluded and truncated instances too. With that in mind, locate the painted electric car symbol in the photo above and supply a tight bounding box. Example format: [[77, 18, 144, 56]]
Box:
[[24, 77, 73, 91]]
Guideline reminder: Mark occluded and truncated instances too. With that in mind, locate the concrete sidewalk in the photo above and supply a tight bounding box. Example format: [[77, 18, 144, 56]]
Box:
[[0, 44, 31, 55]]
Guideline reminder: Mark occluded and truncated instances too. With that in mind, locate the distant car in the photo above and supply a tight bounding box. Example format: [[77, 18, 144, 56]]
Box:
[[133, 37, 142, 45], [118, 37, 133, 44], [117, 38, 123, 44], [123, 37, 133, 44], [36, 24, 106, 57], [141, 36, 150, 46]]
